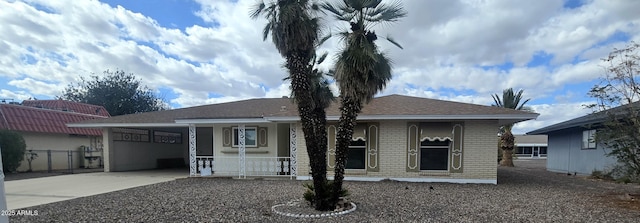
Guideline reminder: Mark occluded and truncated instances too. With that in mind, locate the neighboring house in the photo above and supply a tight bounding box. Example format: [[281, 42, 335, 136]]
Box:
[[69, 94, 538, 184], [513, 134, 548, 159], [0, 100, 109, 171], [527, 110, 618, 175]]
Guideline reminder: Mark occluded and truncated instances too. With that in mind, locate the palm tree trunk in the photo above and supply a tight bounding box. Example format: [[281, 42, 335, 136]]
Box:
[[287, 53, 331, 211], [331, 96, 362, 206], [499, 131, 515, 167], [500, 149, 514, 167]]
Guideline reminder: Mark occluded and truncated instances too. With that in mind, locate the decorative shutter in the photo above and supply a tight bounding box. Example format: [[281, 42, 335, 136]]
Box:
[[258, 127, 268, 147], [406, 122, 420, 172], [327, 124, 337, 171], [222, 127, 232, 147], [450, 123, 464, 173], [367, 123, 380, 172]]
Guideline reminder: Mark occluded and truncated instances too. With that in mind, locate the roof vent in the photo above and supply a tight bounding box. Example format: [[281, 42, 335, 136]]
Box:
[[280, 106, 287, 111]]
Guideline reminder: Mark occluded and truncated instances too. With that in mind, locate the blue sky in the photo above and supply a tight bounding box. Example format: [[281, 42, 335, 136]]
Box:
[[1, 0, 639, 134]]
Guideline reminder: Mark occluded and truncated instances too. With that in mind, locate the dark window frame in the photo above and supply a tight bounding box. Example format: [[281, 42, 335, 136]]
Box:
[[232, 127, 258, 148], [419, 139, 450, 171], [346, 139, 366, 170]]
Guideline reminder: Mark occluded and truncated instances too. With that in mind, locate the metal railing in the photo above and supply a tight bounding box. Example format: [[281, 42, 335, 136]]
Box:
[[22, 149, 103, 173], [195, 156, 292, 178]]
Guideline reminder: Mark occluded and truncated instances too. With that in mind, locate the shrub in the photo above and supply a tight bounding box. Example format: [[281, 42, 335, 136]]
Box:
[[608, 165, 640, 184], [0, 130, 27, 173], [590, 170, 613, 181]]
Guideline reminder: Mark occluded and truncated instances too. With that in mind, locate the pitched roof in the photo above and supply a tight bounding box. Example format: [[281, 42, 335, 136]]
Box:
[[22, 100, 111, 117], [527, 102, 640, 135], [0, 103, 107, 136], [69, 94, 538, 127]]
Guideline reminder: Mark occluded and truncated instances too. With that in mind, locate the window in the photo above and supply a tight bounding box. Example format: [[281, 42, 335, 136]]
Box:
[[420, 139, 450, 171], [582, 129, 596, 149], [154, 131, 182, 144], [112, 128, 149, 142], [539, 146, 547, 155], [233, 127, 257, 147], [346, 139, 366, 169]]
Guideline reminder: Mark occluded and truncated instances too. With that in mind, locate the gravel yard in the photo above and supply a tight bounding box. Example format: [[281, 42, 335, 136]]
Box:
[[10, 160, 640, 222]]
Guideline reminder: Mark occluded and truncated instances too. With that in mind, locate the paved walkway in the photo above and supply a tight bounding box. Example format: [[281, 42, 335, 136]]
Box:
[[4, 169, 187, 210]]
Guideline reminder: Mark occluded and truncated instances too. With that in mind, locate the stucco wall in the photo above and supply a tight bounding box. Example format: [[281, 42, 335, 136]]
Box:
[[546, 128, 618, 175], [296, 120, 500, 183], [212, 124, 279, 158], [16, 132, 94, 172]]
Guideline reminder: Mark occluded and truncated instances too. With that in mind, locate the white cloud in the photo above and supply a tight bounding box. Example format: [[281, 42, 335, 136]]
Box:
[[513, 102, 594, 134], [8, 78, 62, 96], [0, 0, 639, 132]]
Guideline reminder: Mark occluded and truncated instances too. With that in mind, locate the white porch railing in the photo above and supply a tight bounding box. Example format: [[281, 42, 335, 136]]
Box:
[[195, 156, 293, 178]]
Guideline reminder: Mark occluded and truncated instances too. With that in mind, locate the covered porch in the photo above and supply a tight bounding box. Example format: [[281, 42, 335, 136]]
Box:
[[184, 121, 298, 178]]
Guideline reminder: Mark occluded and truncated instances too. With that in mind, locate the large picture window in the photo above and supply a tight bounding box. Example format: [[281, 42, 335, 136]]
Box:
[[420, 139, 450, 171], [346, 139, 366, 169], [582, 129, 596, 149], [233, 127, 257, 147]]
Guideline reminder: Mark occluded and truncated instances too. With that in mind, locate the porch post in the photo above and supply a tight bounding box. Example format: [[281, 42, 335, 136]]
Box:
[[238, 124, 246, 178], [289, 123, 297, 177], [189, 124, 196, 176], [211, 124, 215, 171]]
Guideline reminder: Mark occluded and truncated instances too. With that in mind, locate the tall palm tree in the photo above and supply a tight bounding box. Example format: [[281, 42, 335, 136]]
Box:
[[251, 0, 334, 211], [492, 88, 531, 167], [323, 0, 406, 206]]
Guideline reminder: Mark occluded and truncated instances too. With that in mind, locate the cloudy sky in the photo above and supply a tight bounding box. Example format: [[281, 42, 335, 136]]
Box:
[[1, 0, 639, 134]]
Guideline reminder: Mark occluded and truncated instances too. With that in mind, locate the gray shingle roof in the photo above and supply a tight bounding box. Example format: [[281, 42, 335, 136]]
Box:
[[527, 102, 640, 135], [70, 94, 538, 126]]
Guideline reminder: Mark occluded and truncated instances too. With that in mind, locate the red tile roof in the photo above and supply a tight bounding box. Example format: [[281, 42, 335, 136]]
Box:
[[22, 100, 111, 117], [0, 103, 107, 136]]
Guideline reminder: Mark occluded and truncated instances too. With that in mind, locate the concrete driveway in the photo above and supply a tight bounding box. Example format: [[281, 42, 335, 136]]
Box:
[[4, 169, 187, 210]]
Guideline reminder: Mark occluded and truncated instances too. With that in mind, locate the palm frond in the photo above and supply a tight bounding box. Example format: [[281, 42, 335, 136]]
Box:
[[365, 1, 407, 23], [492, 88, 531, 111], [316, 52, 328, 65], [384, 35, 403, 49], [262, 23, 272, 41], [249, 2, 266, 19]]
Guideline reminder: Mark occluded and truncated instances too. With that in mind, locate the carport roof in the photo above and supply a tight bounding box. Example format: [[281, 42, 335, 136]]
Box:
[[68, 94, 539, 127]]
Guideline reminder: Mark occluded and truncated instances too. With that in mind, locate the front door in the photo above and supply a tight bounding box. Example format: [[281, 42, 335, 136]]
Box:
[[533, 147, 539, 158]]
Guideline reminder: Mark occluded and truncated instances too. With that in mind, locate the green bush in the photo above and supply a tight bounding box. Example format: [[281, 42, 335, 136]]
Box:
[[0, 130, 27, 173]]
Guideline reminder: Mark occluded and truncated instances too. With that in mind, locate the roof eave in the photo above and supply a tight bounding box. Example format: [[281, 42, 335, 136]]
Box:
[[267, 114, 539, 122], [67, 123, 190, 128], [174, 118, 270, 124]]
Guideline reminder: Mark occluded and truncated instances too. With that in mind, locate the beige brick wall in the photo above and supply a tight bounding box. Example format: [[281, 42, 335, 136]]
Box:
[[295, 124, 310, 176], [296, 120, 499, 182]]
